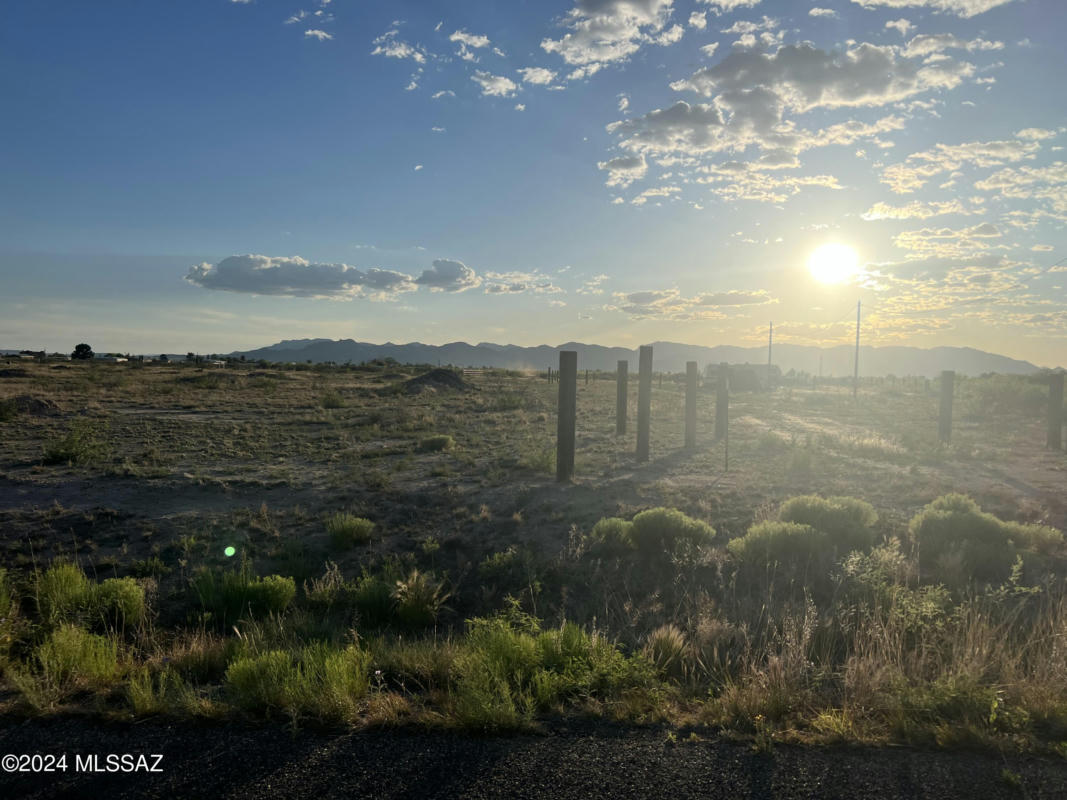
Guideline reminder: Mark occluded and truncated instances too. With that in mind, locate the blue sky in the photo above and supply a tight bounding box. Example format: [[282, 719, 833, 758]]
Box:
[[1, 0, 1064, 365]]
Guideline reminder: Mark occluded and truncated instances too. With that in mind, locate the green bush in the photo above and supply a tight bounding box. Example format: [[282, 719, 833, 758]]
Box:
[[587, 517, 635, 554], [727, 521, 827, 568], [320, 391, 345, 409], [778, 495, 878, 554], [908, 494, 1016, 583], [393, 570, 449, 628], [629, 508, 715, 557], [192, 567, 296, 626], [43, 418, 111, 465], [1002, 521, 1064, 556], [13, 624, 123, 708], [225, 643, 370, 722], [353, 572, 395, 628], [326, 513, 376, 549], [93, 577, 146, 629], [418, 434, 455, 453], [36, 561, 93, 625], [451, 606, 648, 731]]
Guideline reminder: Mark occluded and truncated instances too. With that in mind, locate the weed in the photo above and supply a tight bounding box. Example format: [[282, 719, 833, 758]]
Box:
[[43, 418, 111, 465], [418, 434, 455, 453], [192, 566, 296, 626], [326, 513, 376, 549], [393, 569, 449, 628]]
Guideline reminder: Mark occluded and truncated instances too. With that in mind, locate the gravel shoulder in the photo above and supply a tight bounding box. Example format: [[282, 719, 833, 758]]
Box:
[[2, 717, 1067, 800]]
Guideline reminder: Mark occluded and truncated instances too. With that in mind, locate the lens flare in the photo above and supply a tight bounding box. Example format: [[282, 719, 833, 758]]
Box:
[[224, 546, 236, 557], [808, 243, 860, 284]]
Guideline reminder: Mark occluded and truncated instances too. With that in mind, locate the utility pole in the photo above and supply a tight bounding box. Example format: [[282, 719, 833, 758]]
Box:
[[767, 321, 773, 390], [853, 300, 861, 401]]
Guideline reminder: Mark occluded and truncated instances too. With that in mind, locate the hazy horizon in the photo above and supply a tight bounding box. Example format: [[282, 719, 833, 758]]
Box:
[[2, 1, 1064, 365]]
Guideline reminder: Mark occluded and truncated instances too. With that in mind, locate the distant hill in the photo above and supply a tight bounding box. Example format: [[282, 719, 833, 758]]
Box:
[[230, 339, 1049, 378]]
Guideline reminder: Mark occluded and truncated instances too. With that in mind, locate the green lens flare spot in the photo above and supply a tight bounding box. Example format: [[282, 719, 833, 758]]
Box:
[[224, 546, 236, 557]]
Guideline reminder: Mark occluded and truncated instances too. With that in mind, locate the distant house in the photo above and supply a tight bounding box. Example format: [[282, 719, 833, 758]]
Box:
[[208, 359, 227, 367], [94, 355, 128, 363]]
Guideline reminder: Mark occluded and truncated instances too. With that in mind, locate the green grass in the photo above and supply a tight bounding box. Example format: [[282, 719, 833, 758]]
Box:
[[192, 566, 296, 626], [326, 513, 376, 549], [417, 434, 455, 453], [42, 418, 111, 465]]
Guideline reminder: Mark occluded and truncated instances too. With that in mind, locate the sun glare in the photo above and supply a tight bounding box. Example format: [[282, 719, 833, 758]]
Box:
[[808, 243, 860, 285]]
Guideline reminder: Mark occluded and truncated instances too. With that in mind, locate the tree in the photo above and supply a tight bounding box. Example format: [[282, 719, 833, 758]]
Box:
[[71, 343, 94, 360], [159, 354, 169, 363]]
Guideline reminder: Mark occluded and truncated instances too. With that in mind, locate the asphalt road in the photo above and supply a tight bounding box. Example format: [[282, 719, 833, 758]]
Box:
[[2, 716, 1066, 799]]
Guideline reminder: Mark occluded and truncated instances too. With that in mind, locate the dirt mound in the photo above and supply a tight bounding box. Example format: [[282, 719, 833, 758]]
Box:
[[0, 368, 28, 378], [401, 368, 472, 395], [10, 395, 60, 415]]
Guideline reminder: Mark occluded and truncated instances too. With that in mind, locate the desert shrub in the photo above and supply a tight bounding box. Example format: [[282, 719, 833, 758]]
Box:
[[691, 618, 749, 682], [0, 398, 18, 423], [353, 573, 395, 628], [586, 517, 635, 554], [629, 508, 715, 557], [304, 561, 357, 612], [320, 391, 345, 409], [0, 569, 17, 664], [778, 495, 878, 554], [192, 567, 296, 626], [908, 494, 1016, 583], [93, 577, 146, 629], [43, 418, 111, 465], [392, 569, 449, 628], [451, 605, 649, 731], [1002, 521, 1064, 556], [643, 624, 688, 682], [418, 434, 455, 453], [727, 521, 827, 569], [12, 624, 123, 709], [326, 513, 376, 549], [36, 561, 93, 625], [225, 643, 370, 722]]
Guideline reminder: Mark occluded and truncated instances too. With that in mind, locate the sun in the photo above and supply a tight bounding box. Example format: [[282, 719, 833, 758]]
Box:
[[808, 243, 860, 284]]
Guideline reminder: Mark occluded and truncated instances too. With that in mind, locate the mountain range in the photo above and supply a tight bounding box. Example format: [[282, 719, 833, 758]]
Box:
[[230, 339, 1052, 378]]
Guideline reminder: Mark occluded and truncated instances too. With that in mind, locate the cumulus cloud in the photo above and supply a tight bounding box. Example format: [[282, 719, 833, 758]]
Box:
[[541, 0, 680, 76], [809, 8, 839, 17], [304, 29, 333, 41], [884, 19, 915, 36], [880, 138, 1043, 193], [518, 67, 557, 85], [598, 154, 648, 187], [700, 0, 761, 13], [902, 33, 1003, 58], [894, 222, 1003, 257], [185, 255, 416, 299], [371, 28, 426, 63], [414, 259, 482, 292], [472, 70, 519, 97], [483, 271, 563, 295], [450, 29, 491, 61], [849, 0, 1017, 18], [689, 11, 707, 29], [861, 200, 973, 220]]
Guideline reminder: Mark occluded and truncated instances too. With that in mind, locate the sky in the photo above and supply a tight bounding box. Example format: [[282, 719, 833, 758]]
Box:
[[1, 0, 1065, 366]]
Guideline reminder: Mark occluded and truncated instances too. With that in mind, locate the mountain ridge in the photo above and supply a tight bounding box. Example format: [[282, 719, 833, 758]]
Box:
[[230, 339, 1054, 378]]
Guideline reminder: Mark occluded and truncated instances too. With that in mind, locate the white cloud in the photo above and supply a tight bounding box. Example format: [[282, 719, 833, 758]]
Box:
[[721, 16, 777, 34], [689, 11, 707, 29], [902, 33, 1003, 58], [414, 259, 482, 292], [483, 271, 563, 294], [699, 0, 762, 13], [861, 199, 973, 220], [515, 103, 526, 111], [185, 255, 416, 299], [431, 126, 445, 133], [471, 71, 519, 97], [631, 185, 681, 205], [1015, 128, 1058, 141], [371, 29, 426, 63], [696, 289, 774, 305], [304, 29, 333, 41], [431, 90, 455, 99], [884, 19, 915, 36], [518, 67, 557, 85], [450, 29, 491, 61], [894, 222, 1003, 257], [285, 11, 309, 24], [700, 42, 720, 57], [809, 8, 839, 17], [414, 164, 423, 171], [618, 93, 630, 111], [597, 154, 648, 187], [881, 138, 1042, 193], [541, 0, 679, 76], [849, 0, 1017, 18]]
